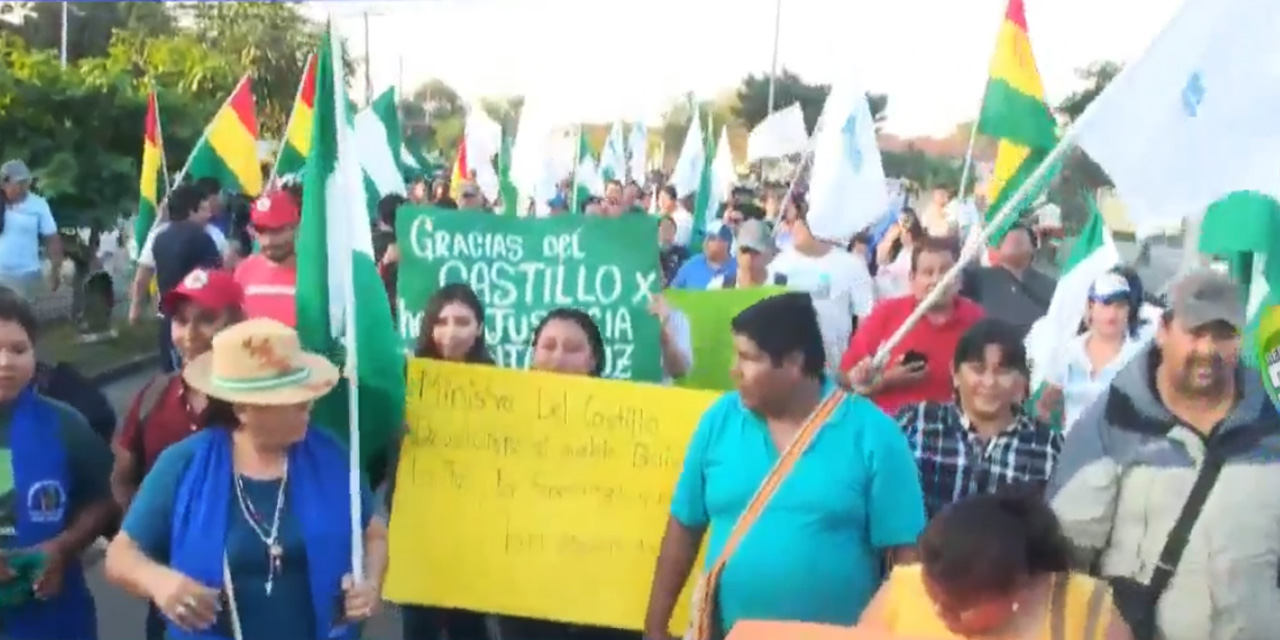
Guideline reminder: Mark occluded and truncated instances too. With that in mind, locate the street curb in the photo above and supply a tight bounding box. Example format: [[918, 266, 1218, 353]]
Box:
[[88, 352, 161, 386]]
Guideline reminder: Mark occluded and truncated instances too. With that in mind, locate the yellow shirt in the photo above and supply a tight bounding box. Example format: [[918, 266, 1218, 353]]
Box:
[[878, 565, 1111, 640]]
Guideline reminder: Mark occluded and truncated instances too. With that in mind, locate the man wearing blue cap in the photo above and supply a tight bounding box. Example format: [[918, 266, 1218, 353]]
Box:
[[670, 221, 737, 289]]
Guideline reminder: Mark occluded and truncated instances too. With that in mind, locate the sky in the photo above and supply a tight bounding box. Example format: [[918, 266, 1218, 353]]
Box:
[[311, 0, 1183, 138]]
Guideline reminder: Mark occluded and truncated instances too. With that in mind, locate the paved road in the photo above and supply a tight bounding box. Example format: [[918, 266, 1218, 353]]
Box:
[[92, 369, 404, 640]]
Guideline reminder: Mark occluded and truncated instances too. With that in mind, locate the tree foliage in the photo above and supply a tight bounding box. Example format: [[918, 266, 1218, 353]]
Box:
[[881, 147, 962, 191], [0, 35, 220, 228], [0, 1, 328, 228], [1056, 61, 1121, 124], [1055, 60, 1122, 200], [731, 69, 887, 134]]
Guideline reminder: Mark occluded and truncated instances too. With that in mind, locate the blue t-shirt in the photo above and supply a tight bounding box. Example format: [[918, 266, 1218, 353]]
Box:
[[122, 432, 375, 640], [0, 194, 57, 275], [670, 381, 926, 632], [670, 254, 737, 290]]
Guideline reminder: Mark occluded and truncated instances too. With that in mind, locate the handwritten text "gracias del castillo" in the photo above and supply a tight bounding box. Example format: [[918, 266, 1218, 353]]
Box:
[[402, 221, 659, 378]]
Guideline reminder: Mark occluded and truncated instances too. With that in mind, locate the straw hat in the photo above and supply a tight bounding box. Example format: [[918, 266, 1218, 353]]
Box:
[[183, 318, 339, 405]]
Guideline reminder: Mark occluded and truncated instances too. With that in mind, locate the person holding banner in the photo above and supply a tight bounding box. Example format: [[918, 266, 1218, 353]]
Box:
[[399, 284, 494, 640], [644, 293, 925, 640], [412, 283, 495, 364], [530, 308, 608, 378], [858, 490, 1130, 640], [497, 308, 641, 640], [104, 319, 384, 640]]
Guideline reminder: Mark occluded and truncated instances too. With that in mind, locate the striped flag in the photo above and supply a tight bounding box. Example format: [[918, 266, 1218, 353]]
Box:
[[273, 53, 317, 181], [135, 92, 164, 255], [449, 138, 469, 200], [187, 75, 263, 197], [354, 88, 408, 218], [295, 27, 404, 477], [977, 0, 1058, 245]]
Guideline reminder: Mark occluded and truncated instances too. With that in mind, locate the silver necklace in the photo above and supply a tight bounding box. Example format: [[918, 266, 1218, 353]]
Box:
[[233, 460, 288, 596]]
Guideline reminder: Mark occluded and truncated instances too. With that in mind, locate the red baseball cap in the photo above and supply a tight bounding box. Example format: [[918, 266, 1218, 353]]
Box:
[[160, 268, 244, 316], [250, 190, 301, 229]]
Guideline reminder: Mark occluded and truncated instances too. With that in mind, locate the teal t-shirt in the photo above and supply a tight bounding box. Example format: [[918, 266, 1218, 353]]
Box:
[[122, 432, 375, 640], [670, 382, 926, 633], [0, 395, 114, 549]]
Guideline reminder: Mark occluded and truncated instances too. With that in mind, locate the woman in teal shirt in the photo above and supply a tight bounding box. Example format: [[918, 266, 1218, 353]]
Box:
[[643, 293, 927, 639], [105, 318, 385, 640]]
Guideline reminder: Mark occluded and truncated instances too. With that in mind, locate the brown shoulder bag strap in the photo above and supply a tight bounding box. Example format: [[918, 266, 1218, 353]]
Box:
[[1050, 573, 1069, 640], [1082, 579, 1109, 640]]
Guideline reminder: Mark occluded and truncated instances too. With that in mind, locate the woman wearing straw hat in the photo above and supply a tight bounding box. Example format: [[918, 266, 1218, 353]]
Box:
[[104, 318, 386, 640]]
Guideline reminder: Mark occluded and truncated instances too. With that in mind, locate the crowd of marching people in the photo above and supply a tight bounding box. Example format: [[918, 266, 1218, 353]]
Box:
[[0, 149, 1276, 640]]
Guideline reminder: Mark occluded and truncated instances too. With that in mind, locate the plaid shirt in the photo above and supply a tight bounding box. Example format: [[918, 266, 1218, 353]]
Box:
[[895, 401, 1062, 519]]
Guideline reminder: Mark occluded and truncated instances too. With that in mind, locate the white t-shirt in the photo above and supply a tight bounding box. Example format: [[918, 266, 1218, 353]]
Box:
[[1047, 330, 1153, 432], [669, 208, 694, 247], [767, 247, 875, 375], [661, 309, 695, 386], [138, 222, 228, 268]]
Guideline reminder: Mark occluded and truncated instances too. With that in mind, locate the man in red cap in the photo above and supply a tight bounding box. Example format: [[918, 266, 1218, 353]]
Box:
[[233, 189, 299, 327]]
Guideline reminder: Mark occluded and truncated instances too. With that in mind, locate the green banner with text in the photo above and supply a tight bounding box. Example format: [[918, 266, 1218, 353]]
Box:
[[395, 207, 664, 381], [666, 287, 786, 391]]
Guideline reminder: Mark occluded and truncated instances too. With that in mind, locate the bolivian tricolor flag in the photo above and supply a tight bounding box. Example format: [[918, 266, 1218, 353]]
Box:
[[977, 0, 1058, 245], [186, 74, 263, 197], [273, 54, 317, 181], [448, 138, 469, 200], [135, 92, 164, 255]]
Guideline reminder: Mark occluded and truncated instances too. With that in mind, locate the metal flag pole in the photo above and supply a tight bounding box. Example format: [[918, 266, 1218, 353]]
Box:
[[766, 0, 782, 115]]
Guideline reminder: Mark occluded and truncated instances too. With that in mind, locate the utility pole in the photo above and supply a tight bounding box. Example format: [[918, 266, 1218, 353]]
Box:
[[766, 0, 782, 115], [362, 10, 373, 105], [59, 1, 68, 68]]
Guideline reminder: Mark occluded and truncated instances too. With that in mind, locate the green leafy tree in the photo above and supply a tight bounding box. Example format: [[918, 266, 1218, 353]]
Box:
[[732, 70, 887, 133], [478, 95, 524, 131], [882, 145, 961, 190], [1057, 61, 1121, 124], [1053, 60, 1121, 218], [0, 35, 219, 230], [0, 1, 176, 62], [403, 79, 465, 153], [181, 1, 325, 138]]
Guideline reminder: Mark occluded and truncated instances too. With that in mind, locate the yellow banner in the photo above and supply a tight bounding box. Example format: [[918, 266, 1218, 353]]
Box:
[[385, 359, 719, 630]]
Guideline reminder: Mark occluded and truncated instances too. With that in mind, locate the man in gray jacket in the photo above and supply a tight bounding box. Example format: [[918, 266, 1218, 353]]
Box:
[[1048, 269, 1280, 640]]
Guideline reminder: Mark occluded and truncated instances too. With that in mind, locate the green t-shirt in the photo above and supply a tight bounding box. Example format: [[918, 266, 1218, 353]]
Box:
[[0, 395, 114, 548]]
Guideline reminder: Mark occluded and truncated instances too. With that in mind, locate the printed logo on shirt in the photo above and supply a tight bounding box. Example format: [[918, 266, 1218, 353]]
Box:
[[1258, 304, 1280, 411], [244, 284, 297, 297], [784, 269, 833, 300], [26, 479, 66, 523]]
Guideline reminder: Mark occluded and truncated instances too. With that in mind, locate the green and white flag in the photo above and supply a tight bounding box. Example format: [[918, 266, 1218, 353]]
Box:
[[1025, 195, 1121, 392], [571, 128, 602, 212], [599, 121, 626, 182], [354, 87, 407, 219], [296, 27, 405, 477], [1199, 190, 1280, 368]]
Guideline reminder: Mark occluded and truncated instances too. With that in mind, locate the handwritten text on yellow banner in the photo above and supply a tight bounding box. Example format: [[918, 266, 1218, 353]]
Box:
[[384, 359, 718, 630]]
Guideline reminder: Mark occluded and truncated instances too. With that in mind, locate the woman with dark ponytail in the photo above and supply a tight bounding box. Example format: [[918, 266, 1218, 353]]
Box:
[[859, 490, 1133, 639]]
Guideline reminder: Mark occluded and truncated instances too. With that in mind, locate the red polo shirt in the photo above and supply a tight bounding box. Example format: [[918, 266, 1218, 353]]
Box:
[[840, 294, 984, 415]]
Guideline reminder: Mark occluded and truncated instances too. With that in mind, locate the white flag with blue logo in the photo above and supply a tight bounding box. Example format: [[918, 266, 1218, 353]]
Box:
[[1073, 0, 1280, 232], [599, 121, 627, 183], [627, 122, 648, 184], [805, 66, 887, 243]]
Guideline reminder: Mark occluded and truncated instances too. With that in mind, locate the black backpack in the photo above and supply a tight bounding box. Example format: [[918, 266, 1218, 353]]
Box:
[[33, 362, 116, 444]]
